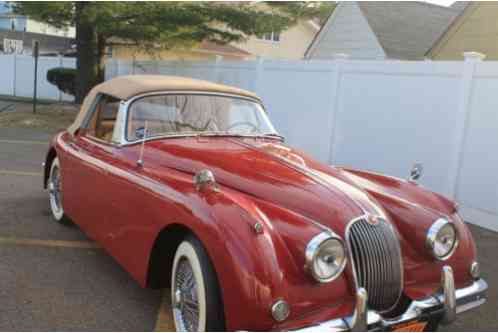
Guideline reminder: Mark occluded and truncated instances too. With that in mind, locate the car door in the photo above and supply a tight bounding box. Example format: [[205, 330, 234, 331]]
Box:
[[68, 94, 121, 241]]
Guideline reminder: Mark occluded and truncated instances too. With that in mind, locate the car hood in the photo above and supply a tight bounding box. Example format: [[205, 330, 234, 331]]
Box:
[[145, 137, 390, 235]]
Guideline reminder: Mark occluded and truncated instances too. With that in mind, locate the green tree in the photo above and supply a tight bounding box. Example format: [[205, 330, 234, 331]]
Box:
[[11, 2, 298, 103]]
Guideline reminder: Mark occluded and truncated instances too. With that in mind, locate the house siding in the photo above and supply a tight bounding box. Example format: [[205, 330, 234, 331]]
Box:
[[306, 2, 386, 60], [232, 20, 317, 60], [431, 3, 498, 60]]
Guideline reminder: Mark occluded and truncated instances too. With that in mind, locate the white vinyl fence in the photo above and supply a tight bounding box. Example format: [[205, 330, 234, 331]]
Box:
[[0, 54, 75, 102], [106, 53, 498, 232]]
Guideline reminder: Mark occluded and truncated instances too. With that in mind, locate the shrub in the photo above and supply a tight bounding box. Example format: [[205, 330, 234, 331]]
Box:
[[47, 67, 77, 97]]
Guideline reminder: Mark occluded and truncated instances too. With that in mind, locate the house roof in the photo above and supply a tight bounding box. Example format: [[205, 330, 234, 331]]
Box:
[[358, 2, 466, 60], [306, 1, 467, 60], [197, 40, 251, 58], [425, 2, 475, 58]]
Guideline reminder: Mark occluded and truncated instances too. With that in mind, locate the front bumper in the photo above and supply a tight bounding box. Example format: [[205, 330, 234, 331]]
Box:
[[295, 266, 487, 332]]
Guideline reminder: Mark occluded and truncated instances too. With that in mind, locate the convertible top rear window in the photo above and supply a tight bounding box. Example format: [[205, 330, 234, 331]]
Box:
[[127, 94, 278, 141]]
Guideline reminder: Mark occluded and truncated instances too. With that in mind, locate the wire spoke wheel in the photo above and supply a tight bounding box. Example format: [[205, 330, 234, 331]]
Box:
[[48, 160, 63, 219], [173, 258, 201, 331]]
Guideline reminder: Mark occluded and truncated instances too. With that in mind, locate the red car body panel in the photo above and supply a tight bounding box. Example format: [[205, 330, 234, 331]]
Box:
[[46, 123, 477, 331]]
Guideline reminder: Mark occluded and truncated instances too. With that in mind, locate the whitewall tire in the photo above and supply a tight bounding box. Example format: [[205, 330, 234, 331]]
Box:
[[171, 236, 224, 332], [48, 157, 72, 225]]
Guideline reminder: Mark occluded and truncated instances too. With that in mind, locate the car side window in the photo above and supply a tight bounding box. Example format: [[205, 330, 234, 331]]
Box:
[[85, 94, 120, 143]]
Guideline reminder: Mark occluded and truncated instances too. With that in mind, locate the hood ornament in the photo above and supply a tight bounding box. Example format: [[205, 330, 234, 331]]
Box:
[[409, 163, 423, 182], [366, 215, 382, 226]]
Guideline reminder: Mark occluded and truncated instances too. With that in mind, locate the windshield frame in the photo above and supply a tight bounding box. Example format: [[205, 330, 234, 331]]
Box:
[[121, 90, 282, 145]]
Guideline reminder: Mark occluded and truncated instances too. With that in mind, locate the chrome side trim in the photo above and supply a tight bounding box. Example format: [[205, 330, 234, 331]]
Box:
[[293, 275, 487, 332]]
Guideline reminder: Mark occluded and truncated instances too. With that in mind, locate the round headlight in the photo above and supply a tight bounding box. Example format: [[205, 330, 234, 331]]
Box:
[[426, 218, 458, 260], [306, 232, 347, 283]]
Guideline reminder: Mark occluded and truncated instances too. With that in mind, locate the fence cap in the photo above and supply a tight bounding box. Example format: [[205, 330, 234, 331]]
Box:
[[332, 53, 349, 60], [463, 52, 486, 61]]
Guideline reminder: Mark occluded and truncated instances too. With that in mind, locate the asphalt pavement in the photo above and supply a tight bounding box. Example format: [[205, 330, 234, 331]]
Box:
[[0, 127, 495, 331]]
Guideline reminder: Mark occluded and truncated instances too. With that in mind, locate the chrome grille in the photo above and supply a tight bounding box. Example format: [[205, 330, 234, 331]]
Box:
[[347, 217, 403, 312]]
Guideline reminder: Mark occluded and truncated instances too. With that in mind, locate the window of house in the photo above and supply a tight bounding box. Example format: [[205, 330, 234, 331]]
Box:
[[85, 94, 121, 143], [257, 31, 281, 43]]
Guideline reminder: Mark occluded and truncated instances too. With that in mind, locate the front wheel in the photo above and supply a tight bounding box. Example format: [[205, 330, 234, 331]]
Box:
[[171, 235, 225, 332], [48, 157, 73, 226]]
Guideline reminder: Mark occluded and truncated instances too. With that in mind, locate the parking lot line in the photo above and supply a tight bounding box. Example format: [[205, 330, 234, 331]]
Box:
[[0, 170, 42, 177], [0, 237, 101, 249], [154, 289, 175, 332], [0, 139, 47, 145]]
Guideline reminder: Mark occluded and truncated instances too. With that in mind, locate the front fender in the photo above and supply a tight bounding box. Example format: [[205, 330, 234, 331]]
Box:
[[43, 134, 60, 188], [195, 186, 355, 331]]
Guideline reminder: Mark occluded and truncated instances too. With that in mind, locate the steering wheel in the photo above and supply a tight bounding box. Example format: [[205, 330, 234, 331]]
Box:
[[226, 121, 259, 133]]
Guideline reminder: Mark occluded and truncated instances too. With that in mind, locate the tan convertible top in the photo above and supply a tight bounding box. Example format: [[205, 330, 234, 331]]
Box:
[[68, 75, 261, 135]]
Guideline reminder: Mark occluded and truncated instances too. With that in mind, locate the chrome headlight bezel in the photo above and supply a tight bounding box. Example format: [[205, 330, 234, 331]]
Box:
[[305, 231, 347, 283], [426, 218, 459, 261]]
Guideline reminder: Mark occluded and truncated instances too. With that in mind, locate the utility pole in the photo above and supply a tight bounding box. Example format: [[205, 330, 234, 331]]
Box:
[[32, 40, 39, 114]]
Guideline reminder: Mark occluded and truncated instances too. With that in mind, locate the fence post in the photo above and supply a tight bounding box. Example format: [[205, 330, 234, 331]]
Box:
[[328, 53, 349, 165], [212, 55, 223, 82], [12, 53, 17, 97], [252, 56, 264, 95], [449, 51, 485, 200], [58, 54, 63, 102]]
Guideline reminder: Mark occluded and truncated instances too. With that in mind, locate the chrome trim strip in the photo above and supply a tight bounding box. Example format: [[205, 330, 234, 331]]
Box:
[[292, 276, 487, 332]]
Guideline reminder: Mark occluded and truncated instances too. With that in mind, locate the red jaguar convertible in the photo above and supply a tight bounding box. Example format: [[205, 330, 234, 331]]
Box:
[[44, 75, 487, 331]]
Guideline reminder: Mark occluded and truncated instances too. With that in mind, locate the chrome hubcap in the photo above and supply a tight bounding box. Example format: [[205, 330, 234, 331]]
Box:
[[173, 258, 199, 331]]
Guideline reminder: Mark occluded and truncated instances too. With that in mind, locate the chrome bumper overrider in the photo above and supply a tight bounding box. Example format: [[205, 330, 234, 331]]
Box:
[[295, 266, 487, 332]]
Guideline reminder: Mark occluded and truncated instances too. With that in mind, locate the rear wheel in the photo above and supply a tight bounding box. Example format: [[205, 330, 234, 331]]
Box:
[[171, 235, 225, 331], [48, 157, 73, 226]]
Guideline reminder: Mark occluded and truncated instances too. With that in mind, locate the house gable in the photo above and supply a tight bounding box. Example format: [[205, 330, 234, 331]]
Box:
[[427, 3, 498, 60], [305, 2, 386, 60]]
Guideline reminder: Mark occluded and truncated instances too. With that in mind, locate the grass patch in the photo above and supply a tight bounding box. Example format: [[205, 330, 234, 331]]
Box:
[[0, 101, 78, 134]]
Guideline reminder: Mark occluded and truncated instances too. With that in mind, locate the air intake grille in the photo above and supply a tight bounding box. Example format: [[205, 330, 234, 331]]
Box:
[[347, 217, 403, 312]]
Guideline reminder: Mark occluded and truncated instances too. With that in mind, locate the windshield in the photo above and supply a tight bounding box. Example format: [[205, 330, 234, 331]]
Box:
[[127, 94, 279, 141]]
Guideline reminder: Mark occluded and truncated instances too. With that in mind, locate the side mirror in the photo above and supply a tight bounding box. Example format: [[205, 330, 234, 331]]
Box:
[[409, 163, 423, 182]]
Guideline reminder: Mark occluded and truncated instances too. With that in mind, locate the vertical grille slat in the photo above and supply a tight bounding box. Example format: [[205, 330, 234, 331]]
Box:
[[347, 217, 403, 312]]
